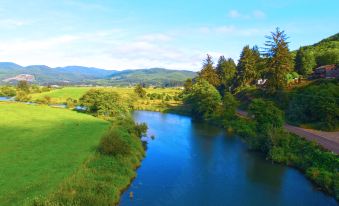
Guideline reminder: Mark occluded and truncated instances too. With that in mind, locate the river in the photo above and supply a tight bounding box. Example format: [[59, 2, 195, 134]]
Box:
[[120, 111, 336, 206]]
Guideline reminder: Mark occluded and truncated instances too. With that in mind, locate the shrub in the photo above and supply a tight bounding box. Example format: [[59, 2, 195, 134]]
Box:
[[99, 128, 131, 156]]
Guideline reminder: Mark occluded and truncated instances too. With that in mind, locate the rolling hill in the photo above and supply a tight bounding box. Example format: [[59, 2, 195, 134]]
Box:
[[0, 63, 197, 86]]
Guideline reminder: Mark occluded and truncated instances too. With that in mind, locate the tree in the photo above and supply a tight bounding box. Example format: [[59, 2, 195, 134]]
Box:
[[183, 78, 193, 93], [198, 54, 220, 87], [216, 56, 236, 92], [295, 48, 316, 75], [236, 46, 259, 89], [222, 92, 239, 120], [263, 28, 294, 93], [80, 89, 129, 118], [249, 98, 284, 133], [17, 81, 30, 93], [134, 84, 146, 98], [184, 79, 222, 120]]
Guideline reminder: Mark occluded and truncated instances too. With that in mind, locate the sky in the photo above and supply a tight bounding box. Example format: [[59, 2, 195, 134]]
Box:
[[0, 0, 338, 71]]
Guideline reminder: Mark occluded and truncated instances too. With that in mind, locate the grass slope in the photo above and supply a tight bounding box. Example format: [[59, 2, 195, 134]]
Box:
[[31, 87, 92, 103], [0, 103, 110, 205]]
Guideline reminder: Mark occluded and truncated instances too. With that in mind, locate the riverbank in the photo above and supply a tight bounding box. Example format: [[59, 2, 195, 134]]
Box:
[[32, 117, 146, 205]]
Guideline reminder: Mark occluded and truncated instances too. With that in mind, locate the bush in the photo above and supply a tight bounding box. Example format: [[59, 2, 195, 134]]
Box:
[[287, 80, 339, 130], [80, 89, 129, 118], [15, 91, 31, 102], [99, 128, 131, 156], [0, 86, 16, 97]]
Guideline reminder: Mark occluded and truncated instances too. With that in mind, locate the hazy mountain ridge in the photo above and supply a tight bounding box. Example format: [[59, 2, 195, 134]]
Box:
[[0, 63, 197, 86]]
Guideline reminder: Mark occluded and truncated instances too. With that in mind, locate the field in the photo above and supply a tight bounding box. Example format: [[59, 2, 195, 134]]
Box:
[[31, 86, 184, 112], [0, 103, 110, 205]]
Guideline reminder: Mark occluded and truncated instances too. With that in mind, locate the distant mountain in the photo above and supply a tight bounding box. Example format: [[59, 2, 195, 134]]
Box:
[[0, 63, 196, 86], [104, 68, 197, 86]]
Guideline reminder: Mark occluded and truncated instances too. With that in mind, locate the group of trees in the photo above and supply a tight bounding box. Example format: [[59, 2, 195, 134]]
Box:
[[295, 33, 339, 75], [195, 28, 294, 95]]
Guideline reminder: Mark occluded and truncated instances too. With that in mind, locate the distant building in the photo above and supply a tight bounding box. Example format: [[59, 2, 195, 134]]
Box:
[[256, 79, 267, 85], [311, 65, 339, 79]]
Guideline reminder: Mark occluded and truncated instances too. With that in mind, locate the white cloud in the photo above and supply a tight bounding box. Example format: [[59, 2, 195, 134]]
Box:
[[0, 19, 28, 28], [228, 9, 266, 19]]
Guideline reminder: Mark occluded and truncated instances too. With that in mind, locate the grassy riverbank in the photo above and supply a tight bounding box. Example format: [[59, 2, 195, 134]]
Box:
[[0, 103, 110, 205], [33, 117, 145, 205]]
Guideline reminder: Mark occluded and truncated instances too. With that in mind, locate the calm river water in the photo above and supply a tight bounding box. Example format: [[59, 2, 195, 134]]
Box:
[[120, 111, 337, 206]]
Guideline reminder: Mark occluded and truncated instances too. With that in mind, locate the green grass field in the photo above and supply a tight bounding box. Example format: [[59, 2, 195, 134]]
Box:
[[31, 87, 92, 103], [0, 103, 110, 205]]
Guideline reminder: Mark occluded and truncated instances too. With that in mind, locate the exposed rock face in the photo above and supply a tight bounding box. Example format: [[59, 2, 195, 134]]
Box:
[[3, 74, 35, 82]]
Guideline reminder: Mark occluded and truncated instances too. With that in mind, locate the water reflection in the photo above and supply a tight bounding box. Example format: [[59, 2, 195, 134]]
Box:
[[119, 111, 336, 206]]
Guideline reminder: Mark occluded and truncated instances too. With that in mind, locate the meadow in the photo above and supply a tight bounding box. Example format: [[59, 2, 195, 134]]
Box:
[[31, 86, 184, 112], [0, 103, 110, 205]]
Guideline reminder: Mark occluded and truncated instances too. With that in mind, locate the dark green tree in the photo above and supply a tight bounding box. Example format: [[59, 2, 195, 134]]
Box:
[[184, 79, 222, 120], [236, 46, 259, 89], [134, 84, 146, 98], [198, 54, 220, 87], [263, 28, 294, 93], [183, 78, 193, 93], [222, 92, 239, 120], [295, 48, 316, 75], [17, 81, 30, 93], [216, 56, 237, 92]]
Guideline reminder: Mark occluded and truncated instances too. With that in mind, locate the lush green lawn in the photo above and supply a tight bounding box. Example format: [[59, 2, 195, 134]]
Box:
[[0, 103, 110, 205], [31, 87, 92, 103]]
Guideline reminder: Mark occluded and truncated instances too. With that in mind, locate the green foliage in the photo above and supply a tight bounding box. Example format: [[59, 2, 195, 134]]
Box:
[[287, 80, 339, 131], [80, 89, 129, 118], [222, 92, 239, 120], [294, 32, 339, 74], [184, 79, 222, 120], [198, 54, 220, 87], [236, 46, 260, 89], [183, 78, 193, 93], [66, 97, 77, 108], [216, 56, 236, 90], [17, 80, 30, 93], [249, 98, 284, 133], [36, 96, 52, 104], [264, 28, 294, 93], [134, 84, 146, 98], [295, 48, 317, 75], [0, 86, 16, 97], [99, 127, 131, 156], [15, 91, 31, 102]]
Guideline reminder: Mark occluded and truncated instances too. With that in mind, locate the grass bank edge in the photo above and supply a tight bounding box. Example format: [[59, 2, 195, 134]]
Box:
[[31, 117, 146, 206]]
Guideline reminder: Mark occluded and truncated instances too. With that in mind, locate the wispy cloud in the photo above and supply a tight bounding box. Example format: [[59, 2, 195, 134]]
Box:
[[0, 19, 29, 28], [228, 9, 266, 19]]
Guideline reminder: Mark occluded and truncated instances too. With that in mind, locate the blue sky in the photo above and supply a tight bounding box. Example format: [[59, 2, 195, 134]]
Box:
[[0, 0, 338, 71]]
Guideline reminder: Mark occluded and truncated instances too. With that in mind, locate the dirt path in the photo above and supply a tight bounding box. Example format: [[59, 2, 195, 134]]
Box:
[[236, 110, 339, 154]]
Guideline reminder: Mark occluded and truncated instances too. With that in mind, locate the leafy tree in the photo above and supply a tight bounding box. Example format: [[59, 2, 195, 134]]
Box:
[[184, 79, 222, 120], [80, 89, 129, 118], [15, 91, 31, 102], [17, 81, 30, 93], [0, 86, 16, 97], [222, 92, 239, 120], [183, 78, 193, 93], [287, 80, 339, 130], [236, 46, 259, 89], [134, 84, 146, 98], [216, 56, 236, 92], [295, 48, 317, 75], [198, 54, 220, 87], [249, 98, 284, 133], [316, 50, 339, 66], [263, 28, 294, 93]]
